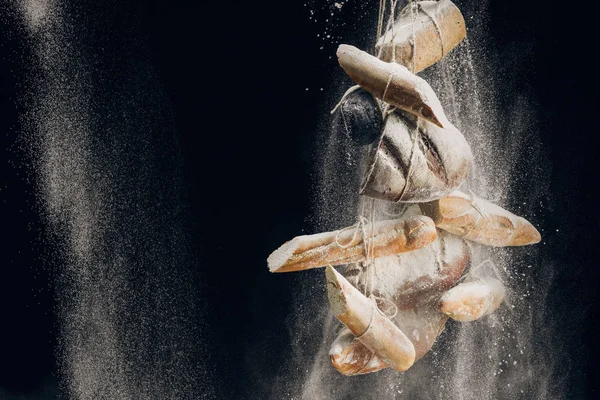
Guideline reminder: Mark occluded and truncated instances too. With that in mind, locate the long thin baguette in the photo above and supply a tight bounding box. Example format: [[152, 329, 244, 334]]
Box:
[[267, 215, 437, 273], [419, 190, 541, 246], [337, 44, 448, 128]]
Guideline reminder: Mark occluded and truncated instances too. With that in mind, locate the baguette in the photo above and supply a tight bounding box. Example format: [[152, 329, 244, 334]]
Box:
[[419, 190, 541, 246], [337, 44, 448, 128], [267, 215, 437, 273]]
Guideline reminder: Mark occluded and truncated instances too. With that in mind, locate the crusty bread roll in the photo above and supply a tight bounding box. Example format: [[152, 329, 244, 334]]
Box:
[[329, 328, 389, 376], [419, 190, 541, 247], [376, 0, 466, 73], [360, 110, 472, 203], [439, 278, 506, 322], [337, 44, 448, 128], [267, 215, 437, 273], [326, 266, 416, 372]]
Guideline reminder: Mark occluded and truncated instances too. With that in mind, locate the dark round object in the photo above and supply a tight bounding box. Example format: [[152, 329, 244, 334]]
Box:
[[335, 88, 383, 145]]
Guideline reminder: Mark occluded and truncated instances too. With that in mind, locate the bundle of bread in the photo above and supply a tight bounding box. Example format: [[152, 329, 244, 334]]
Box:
[[327, 223, 509, 375], [336, 44, 473, 203], [267, 0, 541, 377]]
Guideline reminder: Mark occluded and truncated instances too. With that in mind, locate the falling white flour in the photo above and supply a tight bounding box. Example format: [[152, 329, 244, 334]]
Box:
[[15, 1, 214, 398], [270, 1, 557, 399]]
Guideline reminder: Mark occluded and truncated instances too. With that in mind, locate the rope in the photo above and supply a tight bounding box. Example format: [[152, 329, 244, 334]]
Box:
[[468, 190, 488, 219], [371, 295, 399, 318], [389, 0, 398, 63], [332, 201, 374, 270], [458, 259, 502, 284], [376, 7, 396, 59], [340, 198, 375, 297], [356, 296, 399, 342], [376, 0, 386, 42], [334, 0, 415, 303], [381, 72, 395, 104], [366, 198, 376, 294], [381, 202, 409, 218], [334, 216, 368, 249], [410, 0, 417, 73], [330, 85, 361, 114], [459, 190, 489, 238], [338, 100, 352, 140]]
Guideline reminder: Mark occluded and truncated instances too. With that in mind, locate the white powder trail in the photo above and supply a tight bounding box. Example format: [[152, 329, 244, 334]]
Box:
[[15, 1, 214, 398], [278, 1, 558, 399]]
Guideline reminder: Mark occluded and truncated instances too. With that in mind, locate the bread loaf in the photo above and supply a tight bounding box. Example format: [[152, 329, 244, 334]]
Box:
[[439, 278, 506, 321], [419, 190, 541, 246], [376, 0, 466, 73], [267, 215, 437, 273], [334, 88, 383, 145], [360, 110, 472, 203], [337, 44, 448, 128]]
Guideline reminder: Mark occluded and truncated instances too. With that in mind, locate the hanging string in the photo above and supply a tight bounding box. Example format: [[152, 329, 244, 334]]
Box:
[[364, 197, 376, 296], [376, 0, 387, 42], [457, 190, 489, 238], [355, 0, 391, 296], [330, 85, 361, 114], [410, 0, 417, 73], [381, 71, 395, 104], [376, 0, 391, 58], [333, 0, 414, 304], [386, 1, 420, 202], [371, 294, 399, 318], [389, 0, 397, 63], [362, 0, 409, 299], [467, 189, 489, 219], [334, 217, 367, 248], [457, 259, 503, 284]]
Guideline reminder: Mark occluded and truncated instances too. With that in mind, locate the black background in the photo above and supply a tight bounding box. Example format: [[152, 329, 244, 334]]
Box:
[[1, 0, 599, 398]]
